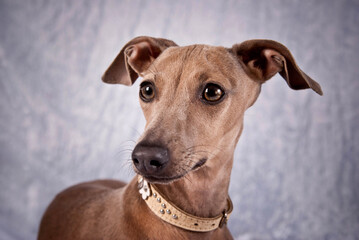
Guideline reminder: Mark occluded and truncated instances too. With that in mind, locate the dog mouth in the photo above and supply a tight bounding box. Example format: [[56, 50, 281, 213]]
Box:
[[139, 158, 208, 184], [191, 158, 207, 170], [141, 174, 184, 184]]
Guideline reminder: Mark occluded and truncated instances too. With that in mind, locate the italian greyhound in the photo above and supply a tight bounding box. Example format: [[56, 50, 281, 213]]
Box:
[[38, 36, 322, 240]]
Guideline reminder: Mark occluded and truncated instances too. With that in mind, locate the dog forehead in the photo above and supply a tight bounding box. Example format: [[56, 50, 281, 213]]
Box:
[[160, 44, 233, 65], [148, 44, 242, 87]]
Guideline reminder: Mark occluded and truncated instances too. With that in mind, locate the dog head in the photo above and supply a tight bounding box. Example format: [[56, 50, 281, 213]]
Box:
[[102, 36, 322, 183]]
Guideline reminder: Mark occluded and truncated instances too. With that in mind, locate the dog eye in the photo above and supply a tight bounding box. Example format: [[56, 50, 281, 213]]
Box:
[[202, 83, 224, 103], [140, 82, 155, 102]]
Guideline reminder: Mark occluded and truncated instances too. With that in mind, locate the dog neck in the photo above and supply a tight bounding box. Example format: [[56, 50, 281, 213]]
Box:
[[153, 154, 234, 218]]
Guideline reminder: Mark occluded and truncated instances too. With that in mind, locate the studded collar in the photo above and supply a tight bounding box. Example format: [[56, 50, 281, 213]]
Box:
[[138, 176, 233, 232]]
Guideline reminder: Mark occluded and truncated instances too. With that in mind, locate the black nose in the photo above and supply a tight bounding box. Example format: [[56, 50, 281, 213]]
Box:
[[132, 144, 169, 175]]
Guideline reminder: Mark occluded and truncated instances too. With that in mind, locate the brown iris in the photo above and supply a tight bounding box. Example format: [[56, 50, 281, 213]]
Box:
[[140, 82, 155, 102], [202, 83, 225, 103]]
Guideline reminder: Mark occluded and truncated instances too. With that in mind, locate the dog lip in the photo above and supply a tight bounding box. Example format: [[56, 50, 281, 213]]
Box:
[[133, 168, 183, 183], [191, 158, 207, 170], [142, 174, 184, 184], [135, 158, 208, 184]]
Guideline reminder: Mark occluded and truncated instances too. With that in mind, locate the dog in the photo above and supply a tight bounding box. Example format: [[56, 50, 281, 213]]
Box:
[[38, 36, 322, 240]]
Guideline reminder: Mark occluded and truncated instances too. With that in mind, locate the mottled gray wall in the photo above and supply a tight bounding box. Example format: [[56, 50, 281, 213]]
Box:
[[1, 0, 358, 239]]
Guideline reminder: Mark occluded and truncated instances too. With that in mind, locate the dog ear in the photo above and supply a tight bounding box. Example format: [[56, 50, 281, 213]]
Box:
[[102, 36, 178, 86], [232, 40, 323, 95]]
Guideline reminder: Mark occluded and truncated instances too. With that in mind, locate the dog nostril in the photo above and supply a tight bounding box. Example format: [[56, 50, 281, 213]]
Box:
[[132, 144, 169, 173], [150, 160, 162, 168]]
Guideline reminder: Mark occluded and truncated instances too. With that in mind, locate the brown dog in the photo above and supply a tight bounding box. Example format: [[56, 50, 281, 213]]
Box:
[[38, 36, 322, 240]]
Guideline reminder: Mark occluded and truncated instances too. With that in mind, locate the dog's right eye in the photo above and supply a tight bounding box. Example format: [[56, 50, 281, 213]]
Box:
[[140, 82, 156, 102], [202, 83, 225, 104]]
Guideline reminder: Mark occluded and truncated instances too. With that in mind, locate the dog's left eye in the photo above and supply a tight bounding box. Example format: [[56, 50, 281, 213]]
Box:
[[202, 83, 225, 103], [140, 82, 156, 102]]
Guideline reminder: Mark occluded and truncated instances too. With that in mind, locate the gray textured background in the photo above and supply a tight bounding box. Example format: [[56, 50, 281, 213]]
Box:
[[1, 0, 359, 239]]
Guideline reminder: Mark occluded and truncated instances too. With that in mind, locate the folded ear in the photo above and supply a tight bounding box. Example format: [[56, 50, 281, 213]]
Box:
[[232, 40, 323, 95], [102, 36, 178, 86]]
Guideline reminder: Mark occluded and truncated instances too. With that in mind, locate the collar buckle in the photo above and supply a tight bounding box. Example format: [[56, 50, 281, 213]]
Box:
[[219, 211, 228, 228]]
